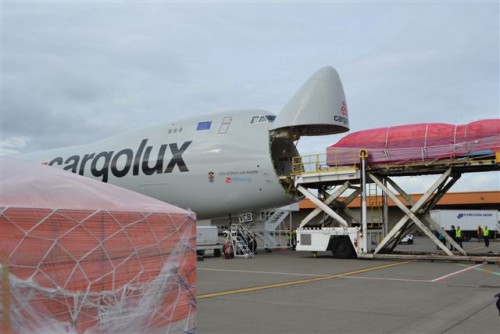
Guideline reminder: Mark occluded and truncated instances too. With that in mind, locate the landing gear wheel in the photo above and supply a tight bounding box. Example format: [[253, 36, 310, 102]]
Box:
[[332, 238, 355, 259]]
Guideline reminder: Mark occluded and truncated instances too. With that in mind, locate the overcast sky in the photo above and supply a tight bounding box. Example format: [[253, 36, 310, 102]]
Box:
[[1, 1, 499, 193]]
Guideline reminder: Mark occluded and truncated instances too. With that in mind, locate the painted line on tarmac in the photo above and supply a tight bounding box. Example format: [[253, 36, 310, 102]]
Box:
[[457, 263, 500, 276], [344, 275, 430, 283], [467, 245, 484, 251], [199, 267, 430, 283], [467, 245, 492, 251], [198, 267, 326, 277], [198, 260, 413, 299], [431, 263, 484, 282]]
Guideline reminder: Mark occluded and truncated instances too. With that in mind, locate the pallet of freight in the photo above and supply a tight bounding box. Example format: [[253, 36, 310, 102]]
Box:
[[326, 119, 500, 166], [0, 157, 196, 334]]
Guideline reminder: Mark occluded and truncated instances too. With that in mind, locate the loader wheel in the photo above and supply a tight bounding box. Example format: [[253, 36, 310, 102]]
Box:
[[332, 237, 355, 259]]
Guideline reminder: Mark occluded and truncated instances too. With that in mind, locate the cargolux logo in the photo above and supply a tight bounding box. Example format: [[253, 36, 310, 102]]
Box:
[[340, 101, 348, 117], [46, 138, 192, 182], [334, 101, 349, 126]]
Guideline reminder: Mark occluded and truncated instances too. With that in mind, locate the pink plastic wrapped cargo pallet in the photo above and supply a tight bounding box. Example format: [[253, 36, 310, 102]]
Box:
[[326, 119, 500, 166], [0, 157, 197, 334]]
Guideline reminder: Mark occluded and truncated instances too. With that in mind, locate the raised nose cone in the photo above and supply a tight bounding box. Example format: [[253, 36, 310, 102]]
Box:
[[271, 66, 349, 136]]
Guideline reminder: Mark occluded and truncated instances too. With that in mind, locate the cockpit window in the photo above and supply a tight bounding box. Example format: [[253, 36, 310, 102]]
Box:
[[251, 115, 276, 124], [250, 116, 261, 124]]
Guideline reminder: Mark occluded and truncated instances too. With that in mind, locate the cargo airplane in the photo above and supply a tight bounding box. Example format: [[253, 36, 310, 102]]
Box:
[[19, 66, 349, 220]]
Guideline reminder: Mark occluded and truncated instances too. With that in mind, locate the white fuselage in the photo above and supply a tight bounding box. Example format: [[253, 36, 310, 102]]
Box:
[[18, 66, 350, 220], [21, 110, 298, 219]]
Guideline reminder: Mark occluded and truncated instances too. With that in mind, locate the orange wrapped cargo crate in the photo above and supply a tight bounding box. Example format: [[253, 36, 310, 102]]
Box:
[[0, 157, 196, 334]]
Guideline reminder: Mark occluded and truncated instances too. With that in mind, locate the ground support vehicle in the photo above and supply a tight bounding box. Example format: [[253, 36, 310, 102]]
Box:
[[296, 226, 360, 258], [197, 226, 223, 258], [399, 233, 414, 244], [292, 150, 500, 261]]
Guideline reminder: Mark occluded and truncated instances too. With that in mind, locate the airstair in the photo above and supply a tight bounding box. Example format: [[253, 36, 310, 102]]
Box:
[[253, 210, 290, 249], [228, 224, 254, 258]]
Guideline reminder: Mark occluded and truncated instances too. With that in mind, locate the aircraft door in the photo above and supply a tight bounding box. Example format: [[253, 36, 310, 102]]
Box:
[[218, 117, 232, 134]]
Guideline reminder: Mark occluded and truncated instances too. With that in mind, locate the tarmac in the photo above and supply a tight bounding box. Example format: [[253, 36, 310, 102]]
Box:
[[197, 237, 500, 334]]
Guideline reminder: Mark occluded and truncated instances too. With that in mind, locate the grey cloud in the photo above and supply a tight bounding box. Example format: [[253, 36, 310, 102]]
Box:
[[1, 1, 498, 191]]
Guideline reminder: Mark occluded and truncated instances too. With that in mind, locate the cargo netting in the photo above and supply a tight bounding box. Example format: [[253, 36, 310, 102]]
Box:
[[326, 119, 500, 166], [0, 158, 197, 334]]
